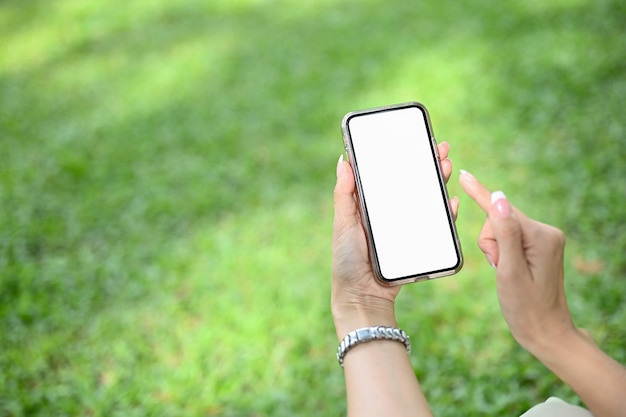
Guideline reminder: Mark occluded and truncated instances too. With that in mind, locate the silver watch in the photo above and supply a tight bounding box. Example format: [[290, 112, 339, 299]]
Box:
[[337, 326, 411, 367]]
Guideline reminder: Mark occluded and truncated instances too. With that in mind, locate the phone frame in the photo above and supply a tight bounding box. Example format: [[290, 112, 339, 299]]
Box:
[[341, 101, 463, 285]]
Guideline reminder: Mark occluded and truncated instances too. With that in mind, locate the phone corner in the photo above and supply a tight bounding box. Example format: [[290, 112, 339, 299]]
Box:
[[341, 110, 358, 130], [453, 255, 464, 274]]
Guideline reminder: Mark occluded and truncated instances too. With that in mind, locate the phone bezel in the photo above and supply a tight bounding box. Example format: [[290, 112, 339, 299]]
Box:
[[341, 101, 463, 286]]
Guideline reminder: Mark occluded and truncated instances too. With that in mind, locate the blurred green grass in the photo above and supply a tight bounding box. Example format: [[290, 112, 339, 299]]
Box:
[[1, 0, 625, 415]]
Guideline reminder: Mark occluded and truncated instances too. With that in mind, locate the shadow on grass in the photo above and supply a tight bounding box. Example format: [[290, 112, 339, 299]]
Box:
[[1, 0, 625, 415]]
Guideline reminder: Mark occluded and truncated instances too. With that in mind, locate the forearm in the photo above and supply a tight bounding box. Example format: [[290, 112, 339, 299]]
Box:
[[333, 301, 433, 417], [528, 329, 626, 417], [343, 338, 432, 417]]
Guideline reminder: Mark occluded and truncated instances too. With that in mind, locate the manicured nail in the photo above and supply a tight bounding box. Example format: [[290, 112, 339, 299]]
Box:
[[336, 154, 344, 178], [485, 254, 496, 269], [459, 169, 475, 180], [491, 191, 512, 218], [491, 191, 507, 203], [449, 195, 459, 219]]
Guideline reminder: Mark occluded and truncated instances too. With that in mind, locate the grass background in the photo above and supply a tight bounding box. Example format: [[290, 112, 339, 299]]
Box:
[[1, 0, 625, 415]]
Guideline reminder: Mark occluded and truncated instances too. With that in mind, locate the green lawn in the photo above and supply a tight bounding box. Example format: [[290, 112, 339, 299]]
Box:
[[1, 0, 625, 415]]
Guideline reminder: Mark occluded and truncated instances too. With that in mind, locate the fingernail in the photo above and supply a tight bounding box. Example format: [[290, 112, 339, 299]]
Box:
[[491, 190, 507, 203], [485, 254, 496, 269], [460, 169, 475, 180], [491, 191, 512, 218], [449, 195, 459, 218], [336, 154, 344, 178]]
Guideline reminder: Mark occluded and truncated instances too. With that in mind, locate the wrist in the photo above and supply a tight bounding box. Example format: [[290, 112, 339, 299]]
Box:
[[332, 295, 397, 342], [337, 326, 411, 367], [523, 326, 589, 363]]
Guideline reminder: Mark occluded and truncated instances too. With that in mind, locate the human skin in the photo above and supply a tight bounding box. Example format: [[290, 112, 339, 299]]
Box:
[[460, 170, 626, 417], [331, 144, 626, 417], [331, 142, 455, 417]]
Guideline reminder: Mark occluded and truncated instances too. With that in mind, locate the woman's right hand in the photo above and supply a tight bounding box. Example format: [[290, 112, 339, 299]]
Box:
[[458, 170, 577, 353], [459, 169, 626, 417]]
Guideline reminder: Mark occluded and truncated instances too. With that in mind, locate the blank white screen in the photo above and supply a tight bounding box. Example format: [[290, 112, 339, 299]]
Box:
[[348, 106, 459, 280]]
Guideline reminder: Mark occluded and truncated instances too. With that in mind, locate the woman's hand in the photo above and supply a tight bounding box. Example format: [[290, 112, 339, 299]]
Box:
[[331, 142, 458, 340], [459, 169, 576, 351], [460, 170, 626, 417], [331, 142, 456, 417]]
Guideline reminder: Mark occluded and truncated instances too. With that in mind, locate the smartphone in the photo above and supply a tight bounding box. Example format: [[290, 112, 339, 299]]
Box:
[[341, 102, 462, 285]]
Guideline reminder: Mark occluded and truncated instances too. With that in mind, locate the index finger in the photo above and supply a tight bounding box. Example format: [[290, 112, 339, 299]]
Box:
[[460, 170, 531, 225], [459, 169, 492, 213]]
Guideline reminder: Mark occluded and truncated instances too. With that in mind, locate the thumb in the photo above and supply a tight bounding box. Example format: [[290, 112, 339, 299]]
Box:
[[333, 155, 359, 229], [489, 191, 528, 277]]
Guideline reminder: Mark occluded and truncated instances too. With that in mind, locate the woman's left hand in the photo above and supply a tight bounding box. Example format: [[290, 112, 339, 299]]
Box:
[[331, 142, 458, 338]]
